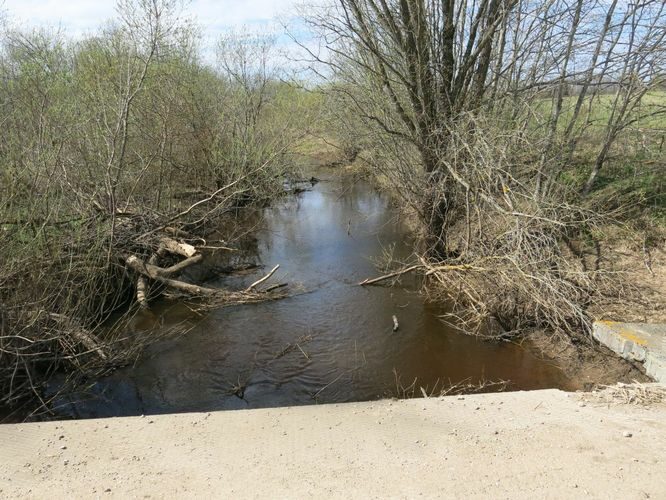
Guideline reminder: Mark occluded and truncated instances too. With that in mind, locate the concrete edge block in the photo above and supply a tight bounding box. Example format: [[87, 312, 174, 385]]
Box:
[[593, 321, 666, 383], [645, 352, 666, 383]]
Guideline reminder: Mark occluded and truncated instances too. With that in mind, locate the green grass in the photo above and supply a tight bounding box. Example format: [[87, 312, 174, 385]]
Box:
[[532, 91, 665, 223], [532, 90, 666, 131]]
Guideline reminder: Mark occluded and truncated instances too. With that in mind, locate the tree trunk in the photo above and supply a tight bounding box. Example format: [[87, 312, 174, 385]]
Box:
[[582, 146, 609, 196]]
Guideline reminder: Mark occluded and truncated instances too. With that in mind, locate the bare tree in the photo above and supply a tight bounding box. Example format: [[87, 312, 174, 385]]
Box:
[[304, 0, 519, 254], [304, 0, 666, 339]]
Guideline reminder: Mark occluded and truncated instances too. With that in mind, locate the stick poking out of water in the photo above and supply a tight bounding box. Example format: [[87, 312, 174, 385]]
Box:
[[245, 264, 280, 292], [392, 315, 399, 332], [358, 265, 421, 286]]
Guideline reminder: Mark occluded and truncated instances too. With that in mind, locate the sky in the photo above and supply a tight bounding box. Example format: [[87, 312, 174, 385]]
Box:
[[0, 0, 330, 69], [1, 1, 318, 44]]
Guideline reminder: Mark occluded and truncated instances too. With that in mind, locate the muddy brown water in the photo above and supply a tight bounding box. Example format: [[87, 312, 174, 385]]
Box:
[[52, 169, 574, 419]]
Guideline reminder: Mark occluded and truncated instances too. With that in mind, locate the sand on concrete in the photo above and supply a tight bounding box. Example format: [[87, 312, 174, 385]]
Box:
[[1, 388, 665, 499]]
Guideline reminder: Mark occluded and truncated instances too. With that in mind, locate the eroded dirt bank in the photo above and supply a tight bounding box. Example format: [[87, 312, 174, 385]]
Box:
[[2, 386, 664, 499]]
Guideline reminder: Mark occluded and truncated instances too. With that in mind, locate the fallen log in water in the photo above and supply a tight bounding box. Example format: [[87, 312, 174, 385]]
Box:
[[133, 237, 202, 307], [126, 254, 287, 306], [126, 255, 220, 296]]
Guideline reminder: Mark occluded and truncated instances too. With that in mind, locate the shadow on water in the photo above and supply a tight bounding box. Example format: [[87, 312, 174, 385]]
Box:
[[52, 169, 574, 419]]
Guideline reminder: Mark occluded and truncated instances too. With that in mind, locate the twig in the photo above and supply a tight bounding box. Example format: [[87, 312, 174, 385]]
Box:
[[643, 237, 654, 276], [312, 371, 346, 399], [138, 160, 272, 240], [424, 264, 487, 275], [198, 245, 238, 252], [296, 344, 310, 360], [264, 283, 288, 292]]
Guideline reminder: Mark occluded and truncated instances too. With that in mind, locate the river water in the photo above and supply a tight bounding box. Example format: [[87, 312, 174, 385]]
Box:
[[57, 169, 573, 418]]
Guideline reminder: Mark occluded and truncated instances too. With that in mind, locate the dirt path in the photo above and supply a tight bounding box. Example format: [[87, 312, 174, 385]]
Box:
[[1, 388, 665, 499]]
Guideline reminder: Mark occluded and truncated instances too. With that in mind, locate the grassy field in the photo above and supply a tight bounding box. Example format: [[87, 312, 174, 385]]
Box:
[[536, 91, 666, 223]]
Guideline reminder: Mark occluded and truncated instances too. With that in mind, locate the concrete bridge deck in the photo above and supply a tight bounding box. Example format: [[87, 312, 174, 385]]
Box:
[[593, 322, 666, 382], [1, 388, 665, 499]]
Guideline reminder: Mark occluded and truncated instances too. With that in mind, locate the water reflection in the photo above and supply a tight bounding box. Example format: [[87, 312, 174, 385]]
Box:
[[54, 171, 573, 418]]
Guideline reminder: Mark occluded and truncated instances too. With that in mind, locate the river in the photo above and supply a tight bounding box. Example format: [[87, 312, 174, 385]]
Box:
[[54, 168, 573, 418]]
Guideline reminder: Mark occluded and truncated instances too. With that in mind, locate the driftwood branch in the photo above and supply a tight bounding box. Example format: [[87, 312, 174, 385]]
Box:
[[199, 245, 238, 252], [359, 262, 486, 286], [134, 239, 199, 307], [159, 237, 197, 258], [44, 312, 108, 361], [152, 275, 220, 296], [127, 254, 203, 278], [160, 254, 204, 275], [136, 276, 149, 308], [128, 255, 287, 302], [358, 264, 421, 286], [245, 264, 280, 292], [126, 255, 220, 296]]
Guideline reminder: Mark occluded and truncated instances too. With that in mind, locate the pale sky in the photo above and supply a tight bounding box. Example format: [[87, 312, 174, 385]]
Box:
[[0, 0, 331, 69], [1, 1, 317, 41]]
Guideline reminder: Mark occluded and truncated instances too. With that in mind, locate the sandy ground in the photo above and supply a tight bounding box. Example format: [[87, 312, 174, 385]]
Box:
[[1, 388, 665, 499]]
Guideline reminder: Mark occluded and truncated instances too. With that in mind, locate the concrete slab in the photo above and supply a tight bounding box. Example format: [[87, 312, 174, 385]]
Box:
[[1, 389, 665, 499], [593, 321, 666, 382]]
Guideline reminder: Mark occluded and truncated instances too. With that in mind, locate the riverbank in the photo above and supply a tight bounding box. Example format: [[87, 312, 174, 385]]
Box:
[[323, 145, 664, 390], [2, 385, 664, 498]]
